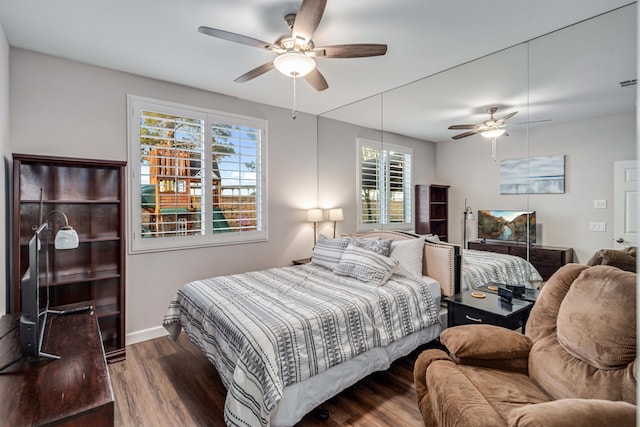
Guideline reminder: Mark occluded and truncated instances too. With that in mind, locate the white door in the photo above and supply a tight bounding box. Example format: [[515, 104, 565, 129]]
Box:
[[613, 160, 638, 248]]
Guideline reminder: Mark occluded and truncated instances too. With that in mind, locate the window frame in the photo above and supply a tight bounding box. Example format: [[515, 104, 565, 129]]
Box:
[[356, 138, 413, 232], [127, 95, 268, 253]]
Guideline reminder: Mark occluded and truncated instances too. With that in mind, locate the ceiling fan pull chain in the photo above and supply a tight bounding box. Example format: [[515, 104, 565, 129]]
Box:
[[491, 137, 497, 161], [292, 76, 297, 120]]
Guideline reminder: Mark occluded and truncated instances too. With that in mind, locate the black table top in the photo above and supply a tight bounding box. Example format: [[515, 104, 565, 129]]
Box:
[[446, 291, 533, 318]]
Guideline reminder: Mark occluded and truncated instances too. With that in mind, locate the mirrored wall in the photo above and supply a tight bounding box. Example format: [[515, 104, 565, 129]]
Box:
[[317, 4, 636, 279]]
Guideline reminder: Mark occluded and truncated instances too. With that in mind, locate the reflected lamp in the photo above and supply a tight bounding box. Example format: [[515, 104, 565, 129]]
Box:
[[307, 208, 324, 247], [328, 208, 344, 238]]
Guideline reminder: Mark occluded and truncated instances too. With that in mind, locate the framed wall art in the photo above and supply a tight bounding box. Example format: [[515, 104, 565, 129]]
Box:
[[500, 155, 565, 194]]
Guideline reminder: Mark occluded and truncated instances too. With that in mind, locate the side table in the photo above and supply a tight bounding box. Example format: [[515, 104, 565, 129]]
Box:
[[445, 291, 533, 333], [0, 303, 114, 426]]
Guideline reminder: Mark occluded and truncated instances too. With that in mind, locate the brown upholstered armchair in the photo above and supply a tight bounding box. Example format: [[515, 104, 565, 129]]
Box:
[[414, 264, 637, 427], [587, 246, 636, 272]]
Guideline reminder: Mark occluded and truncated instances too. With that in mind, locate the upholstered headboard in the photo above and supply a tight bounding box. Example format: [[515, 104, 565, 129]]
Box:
[[354, 231, 461, 297]]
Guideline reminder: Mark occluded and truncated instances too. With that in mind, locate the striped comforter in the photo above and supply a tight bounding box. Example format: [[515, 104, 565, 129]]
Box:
[[163, 263, 440, 427], [462, 249, 543, 289]]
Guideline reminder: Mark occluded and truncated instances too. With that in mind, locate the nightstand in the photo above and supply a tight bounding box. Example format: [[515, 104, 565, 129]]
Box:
[[445, 291, 533, 333], [292, 258, 312, 265]]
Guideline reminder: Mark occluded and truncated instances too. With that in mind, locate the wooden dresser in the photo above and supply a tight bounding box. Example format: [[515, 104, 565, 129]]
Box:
[[0, 304, 114, 426], [467, 240, 574, 281]]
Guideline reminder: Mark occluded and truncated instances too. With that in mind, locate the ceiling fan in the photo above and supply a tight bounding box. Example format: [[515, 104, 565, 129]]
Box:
[[197, 0, 387, 92], [448, 107, 518, 140], [448, 107, 518, 160]]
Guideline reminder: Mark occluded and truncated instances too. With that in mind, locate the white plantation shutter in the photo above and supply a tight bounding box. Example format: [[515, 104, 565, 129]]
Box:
[[357, 138, 412, 231], [210, 119, 263, 233], [128, 96, 267, 253], [139, 110, 206, 238]]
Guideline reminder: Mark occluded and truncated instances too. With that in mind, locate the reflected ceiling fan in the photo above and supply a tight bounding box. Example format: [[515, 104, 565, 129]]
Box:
[[198, 0, 387, 92], [448, 107, 518, 160]]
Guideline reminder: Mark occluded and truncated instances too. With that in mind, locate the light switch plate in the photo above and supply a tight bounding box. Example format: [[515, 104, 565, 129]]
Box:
[[594, 200, 607, 209], [589, 222, 606, 232]]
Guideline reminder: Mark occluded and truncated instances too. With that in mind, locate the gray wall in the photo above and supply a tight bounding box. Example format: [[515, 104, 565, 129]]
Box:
[[317, 116, 437, 237], [0, 27, 8, 315], [9, 48, 319, 341], [5, 46, 636, 341], [437, 112, 636, 263]]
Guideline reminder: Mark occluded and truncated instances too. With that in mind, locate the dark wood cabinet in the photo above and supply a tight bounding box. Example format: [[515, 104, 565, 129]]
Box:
[[415, 184, 450, 241], [467, 240, 574, 281], [446, 292, 533, 333], [0, 306, 114, 426], [12, 154, 126, 361]]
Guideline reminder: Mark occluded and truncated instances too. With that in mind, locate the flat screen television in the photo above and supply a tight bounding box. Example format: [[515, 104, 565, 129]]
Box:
[[19, 223, 58, 359], [477, 210, 536, 244]]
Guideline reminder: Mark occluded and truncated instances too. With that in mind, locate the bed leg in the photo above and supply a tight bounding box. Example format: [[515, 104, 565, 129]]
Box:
[[316, 405, 330, 421]]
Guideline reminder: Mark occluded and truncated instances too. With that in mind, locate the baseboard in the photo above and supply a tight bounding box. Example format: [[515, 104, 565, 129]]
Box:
[[126, 325, 169, 346]]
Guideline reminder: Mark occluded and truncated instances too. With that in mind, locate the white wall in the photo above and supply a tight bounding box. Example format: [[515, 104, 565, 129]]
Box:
[[9, 48, 318, 341], [436, 112, 636, 263], [0, 26, 8, 315]]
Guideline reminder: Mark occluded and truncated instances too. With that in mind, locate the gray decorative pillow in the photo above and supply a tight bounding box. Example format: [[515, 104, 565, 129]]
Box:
[[349, 237, 393, 256], [311, 235, 350, 270], [333, 243, 399, 286]]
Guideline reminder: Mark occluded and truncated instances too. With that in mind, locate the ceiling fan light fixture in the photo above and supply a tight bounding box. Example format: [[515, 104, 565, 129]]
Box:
[[274, 51, 316, 77], [480, 128, 506, 138]]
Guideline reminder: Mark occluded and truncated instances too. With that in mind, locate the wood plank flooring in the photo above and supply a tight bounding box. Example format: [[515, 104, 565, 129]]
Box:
[[109, 333, 443, 426]]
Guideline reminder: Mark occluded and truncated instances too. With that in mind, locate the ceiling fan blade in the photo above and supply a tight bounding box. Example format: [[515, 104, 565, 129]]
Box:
[[496, 111, 518, 124], [198, 26, 275, 50], [313, 44, 388, 58], [234, 61, 275, 83], [292, 0, 327, 42], [451, 130, 480, 140], [448, 124, 479, 130], [304, 68, 329, 91]]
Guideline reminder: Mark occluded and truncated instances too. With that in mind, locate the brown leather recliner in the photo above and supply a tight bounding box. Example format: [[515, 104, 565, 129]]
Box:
[[414, 264, 637, 427]]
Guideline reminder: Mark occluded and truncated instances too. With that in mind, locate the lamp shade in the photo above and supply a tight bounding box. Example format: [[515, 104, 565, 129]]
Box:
[[307, 208, 324, 222], [54, 226, 79, 250], [274, 52, 316, 77], [480, 128, 506, 138], [328, 208, 344, 221]]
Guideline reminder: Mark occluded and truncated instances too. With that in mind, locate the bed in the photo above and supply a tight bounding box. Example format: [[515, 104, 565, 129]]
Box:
[[162, 231, 459, 427], [461, 248, 543, 290]]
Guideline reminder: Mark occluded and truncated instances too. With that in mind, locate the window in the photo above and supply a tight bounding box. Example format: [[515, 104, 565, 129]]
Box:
[[128, 96, 267, 253], [357, 138, 412, 231]]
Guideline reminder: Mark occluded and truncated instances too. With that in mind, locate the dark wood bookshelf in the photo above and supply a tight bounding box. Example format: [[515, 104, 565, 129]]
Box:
[[12, 154, 126, 362], [415, 184, 450, 241]]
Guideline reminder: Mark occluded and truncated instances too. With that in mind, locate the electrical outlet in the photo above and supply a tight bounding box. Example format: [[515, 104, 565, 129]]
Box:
[[589, 222, 606, 232], [594, 200, 607, 209]]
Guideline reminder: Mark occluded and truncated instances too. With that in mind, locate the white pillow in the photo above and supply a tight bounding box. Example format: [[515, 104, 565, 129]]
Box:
[[390, 237, 425, 277], [333, 244, 398, 286], [311, 235, 350, 270]]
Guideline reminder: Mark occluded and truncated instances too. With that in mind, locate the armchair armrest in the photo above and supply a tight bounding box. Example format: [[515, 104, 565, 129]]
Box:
[[508, 399, 636, 427], [440, 324, 532, 373]]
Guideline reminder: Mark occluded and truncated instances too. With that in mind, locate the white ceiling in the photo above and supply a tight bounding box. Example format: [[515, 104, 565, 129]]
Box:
[[0, 0, 636, 142]]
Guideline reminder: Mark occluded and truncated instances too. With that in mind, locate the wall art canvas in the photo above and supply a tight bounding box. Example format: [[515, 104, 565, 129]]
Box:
[[500, 155, 565, 194]]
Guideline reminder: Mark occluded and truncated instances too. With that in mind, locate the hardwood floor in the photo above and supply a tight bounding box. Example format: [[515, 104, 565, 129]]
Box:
[[109, 333, 442, 426]]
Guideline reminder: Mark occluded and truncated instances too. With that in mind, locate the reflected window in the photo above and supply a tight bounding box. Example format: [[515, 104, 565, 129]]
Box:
[[357, 138, 412, 231]]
